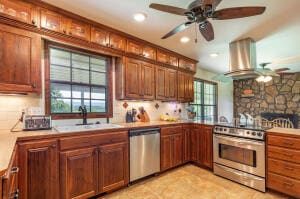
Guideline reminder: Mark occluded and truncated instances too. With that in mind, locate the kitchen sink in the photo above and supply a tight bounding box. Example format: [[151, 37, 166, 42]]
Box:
[[54, 123, 124, 133]]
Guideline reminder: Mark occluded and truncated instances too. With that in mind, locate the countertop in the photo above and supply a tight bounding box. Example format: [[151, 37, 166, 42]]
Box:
[[266, 127, 300, 136]]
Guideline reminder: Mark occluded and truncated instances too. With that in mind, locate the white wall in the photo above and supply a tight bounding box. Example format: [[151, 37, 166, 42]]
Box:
[[194, 68, 233, 122]]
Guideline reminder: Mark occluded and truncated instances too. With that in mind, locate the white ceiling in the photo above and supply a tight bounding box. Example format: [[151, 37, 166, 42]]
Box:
[[43, 0, 300, 73]]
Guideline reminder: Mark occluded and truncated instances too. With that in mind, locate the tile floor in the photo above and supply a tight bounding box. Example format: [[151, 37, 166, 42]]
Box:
[[99, 164, 291, 199]]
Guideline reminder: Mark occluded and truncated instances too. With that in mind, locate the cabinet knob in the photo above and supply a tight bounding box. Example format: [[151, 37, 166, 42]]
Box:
[[52, 144, 57, 148], [63, 29, 66, 34], [283, 182, 294, 187], [110, 44, 114, 48], [93, 150, 98, 156], [31, 19, 36, 25], [31, 83, 36, 88], [10, 167, 19, 174], [106, 43, 109, 47], [69, 31, 72, 35]]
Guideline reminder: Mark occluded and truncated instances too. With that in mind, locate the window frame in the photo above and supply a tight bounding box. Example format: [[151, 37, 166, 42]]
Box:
[[190, 78, 218, 122], [44, 41, 113, 119]]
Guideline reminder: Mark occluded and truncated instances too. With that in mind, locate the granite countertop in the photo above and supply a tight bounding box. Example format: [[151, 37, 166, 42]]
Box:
[[266, 127, 300, 136]]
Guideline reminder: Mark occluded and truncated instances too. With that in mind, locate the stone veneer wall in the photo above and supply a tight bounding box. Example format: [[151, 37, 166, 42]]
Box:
[[233, 73, 300, 128]]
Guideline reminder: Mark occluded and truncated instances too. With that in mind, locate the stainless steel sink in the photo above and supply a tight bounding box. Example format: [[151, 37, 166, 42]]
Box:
[[54, 123, 124, 133]]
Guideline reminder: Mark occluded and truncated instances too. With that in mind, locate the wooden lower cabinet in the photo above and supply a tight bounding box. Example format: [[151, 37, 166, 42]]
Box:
[[182, 125, 191, 163], [190, 125, 200, 162], [18, 140, 59, 199], [160, 126, 183, 171], [99, 142, 129, 192], [60, 147, 98, 199]]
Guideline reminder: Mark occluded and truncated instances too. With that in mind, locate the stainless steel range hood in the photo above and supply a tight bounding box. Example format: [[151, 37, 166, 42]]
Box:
[[224, 38, 261, 80]]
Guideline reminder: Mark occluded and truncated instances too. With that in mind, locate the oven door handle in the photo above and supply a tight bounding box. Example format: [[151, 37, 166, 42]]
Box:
[[214, 134, 264, 146]]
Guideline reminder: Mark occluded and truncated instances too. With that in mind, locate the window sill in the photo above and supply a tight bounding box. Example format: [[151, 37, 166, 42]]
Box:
[[50, 113, 112, 120]]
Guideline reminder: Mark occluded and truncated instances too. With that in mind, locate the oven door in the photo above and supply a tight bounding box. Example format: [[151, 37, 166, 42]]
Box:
[[213, 134, 265, 177]]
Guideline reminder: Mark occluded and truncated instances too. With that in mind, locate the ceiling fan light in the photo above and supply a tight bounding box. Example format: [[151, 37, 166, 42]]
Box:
[[263, 76, 272, 82], [133, 13, 147, 22], [256, 75, 272, 83]]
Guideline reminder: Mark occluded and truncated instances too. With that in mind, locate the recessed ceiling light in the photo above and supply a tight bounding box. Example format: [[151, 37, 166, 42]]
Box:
[[180, 37, 190, 43], [133, 12, 147, 22], [210, 53, 219, 57]]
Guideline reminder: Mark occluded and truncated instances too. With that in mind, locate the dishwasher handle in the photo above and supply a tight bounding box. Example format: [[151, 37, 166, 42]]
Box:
[[129, 127, 160, 137]]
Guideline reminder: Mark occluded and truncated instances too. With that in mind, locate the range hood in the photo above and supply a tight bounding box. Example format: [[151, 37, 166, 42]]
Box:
[[224, 38, 261, 80]]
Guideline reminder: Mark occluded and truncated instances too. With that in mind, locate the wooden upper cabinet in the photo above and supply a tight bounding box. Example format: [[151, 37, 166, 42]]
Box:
[[18, 139, 59, 199], [141, 62, 155, 99], [177, 71, 186, 101], [109, 33, 126, 51], [157, 50, 170, 64], [169, 55, 178, 67], [156, 66, 167, 100], [41, 9, 66, 34], [60, 147, 98, 199], [0, 23, 41, 93], [143, 46, 156, 60], [0, 0, 38, 26], [179, 58, 196, 72], [66, 18, 90, 41], [126, 39, 143, 55], [125, 58, 141, 99], [91, 27, 109, 46], [99, 142, 129, 193], [185, 73, 194, 102], [167, 69, 177, 101]]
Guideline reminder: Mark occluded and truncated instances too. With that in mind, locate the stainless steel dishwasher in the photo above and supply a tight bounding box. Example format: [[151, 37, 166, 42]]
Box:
[[129, 127, 160, 182]]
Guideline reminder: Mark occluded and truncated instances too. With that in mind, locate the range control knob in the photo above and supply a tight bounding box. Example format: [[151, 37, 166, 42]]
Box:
[[251, 131, 257, 136], [224, 128, 227, 131], [246, 131, 250, 134], [257, 132, 262, 137]]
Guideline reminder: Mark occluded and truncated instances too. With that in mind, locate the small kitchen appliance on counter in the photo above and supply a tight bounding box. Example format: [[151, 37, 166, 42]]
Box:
[[23, 115, 52, 131]]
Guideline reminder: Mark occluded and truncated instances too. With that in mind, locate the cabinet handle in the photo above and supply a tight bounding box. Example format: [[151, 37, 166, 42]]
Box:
[[93, 150, 98, 155], [283, 153, 293, 157], [106, 43, 109, 47], [52, 144, 57, 148], [69, 31, 72, 35], [284, 166, 294, 171], [31, 19, 36, 25], [283, 182, 294, 187], [10, 167, 19, 174], [283, 142, 294, 146], [10, 189, 19, 199], [63, 29, 66, 34], [110, 44, 114, 48], [31, 83, 36, 88]]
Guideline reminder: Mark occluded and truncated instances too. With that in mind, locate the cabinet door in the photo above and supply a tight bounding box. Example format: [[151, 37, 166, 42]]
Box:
[[109, 33, 126, 51], [66, 18, 91, 41], [141, 62, 155, 100], [157, 50, 170, 64], [185, 74, 194, 102], [161, 135, 172, 171], [126, 40, 143, 55], [125, 58, 141, 99], [143, 46, 156, 60], [18, 140, 58, 199], [186, 61, 196, 72], [41, 9, 66, 34], [178, 59, 186, 69], [0, 24, 41, 93], [169, 55, 178, 67], [91, 26, 109, 46], [177, 71, 185, 101], [202, 125, 213, 169], [99, 142, 129, 192], [167, 69, 177, 101], [183, 125, 191, 163], [60, 147, 98, 199], [156, 66, 167, 100], [173, 133, 183, 167], [0, 0, 38, 26], [190, 126, 199, 162]]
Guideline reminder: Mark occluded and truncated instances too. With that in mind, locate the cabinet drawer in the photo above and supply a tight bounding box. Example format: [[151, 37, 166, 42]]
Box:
[[161, 126, 182, 136], [268, 146, 300, 164], [268, 134, 300, 150], [60, 131, 128, 151], [267, 172, 300, 198], [268, 158, 300, 180]]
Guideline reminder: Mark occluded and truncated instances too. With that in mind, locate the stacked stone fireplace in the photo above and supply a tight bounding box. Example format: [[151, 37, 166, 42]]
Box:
[[233, 73, 300, 128]]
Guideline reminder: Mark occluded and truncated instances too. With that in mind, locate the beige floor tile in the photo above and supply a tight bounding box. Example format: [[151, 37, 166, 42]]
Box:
[[98, 164, 289, 199]]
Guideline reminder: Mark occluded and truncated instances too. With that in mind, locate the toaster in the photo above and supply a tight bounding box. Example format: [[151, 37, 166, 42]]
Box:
[[23, 115, 52, 131]]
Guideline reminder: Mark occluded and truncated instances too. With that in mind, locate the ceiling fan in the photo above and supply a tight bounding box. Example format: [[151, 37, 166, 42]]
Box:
[[257, 63, 291, 76], [149, 0, 266, 41]]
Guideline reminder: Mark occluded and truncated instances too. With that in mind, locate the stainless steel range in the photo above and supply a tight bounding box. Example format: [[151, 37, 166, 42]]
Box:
[[213, 124, 266, 192]]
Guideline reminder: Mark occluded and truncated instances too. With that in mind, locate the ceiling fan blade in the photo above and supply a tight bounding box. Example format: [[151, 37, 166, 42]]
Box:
[[274, 68, 290, 73], [162, 22, 192, 39], [188, 0, 202, 10], [199, 21, 214, 41], [201, 0, 222, 9], [213, 7, 266, 20], [149, 3, 187, 16]]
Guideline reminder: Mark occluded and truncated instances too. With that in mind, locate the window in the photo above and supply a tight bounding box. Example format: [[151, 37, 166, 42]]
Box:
[[45, 43, 112, 119], [190, 79, 217, 122]]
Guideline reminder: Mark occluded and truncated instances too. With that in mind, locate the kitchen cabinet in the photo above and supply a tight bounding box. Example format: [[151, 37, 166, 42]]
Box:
[[18, 139, 59, 199], [66, 18, 90, 41], [157, 50, 178, 67], [179, 58, 196, 72], [116, 58, 155, 100], [156, 66, 177, 101], [190, 125, 200, 162], [2, 145, 18, 199], [0, 0, 38, 26], [126, 40, 156, 60], [267, 133, 300, 198], [160, 126, 183, 171], [99, 142, 129, 192], [177, 71, 194, 102], [182, 124, 191, 163], [60, 147, 98, 199], [0, 23, 41, 93], [200, 125, 213, 169], [91, 27, 126, 51], [41, 9, 67, 34]]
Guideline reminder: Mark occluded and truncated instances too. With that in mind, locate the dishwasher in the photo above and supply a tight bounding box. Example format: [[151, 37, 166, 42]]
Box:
[[129, 127, 160, 182]]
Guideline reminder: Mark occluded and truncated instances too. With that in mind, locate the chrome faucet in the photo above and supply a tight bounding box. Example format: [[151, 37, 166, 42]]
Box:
[[78, 105, 87, 125]]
